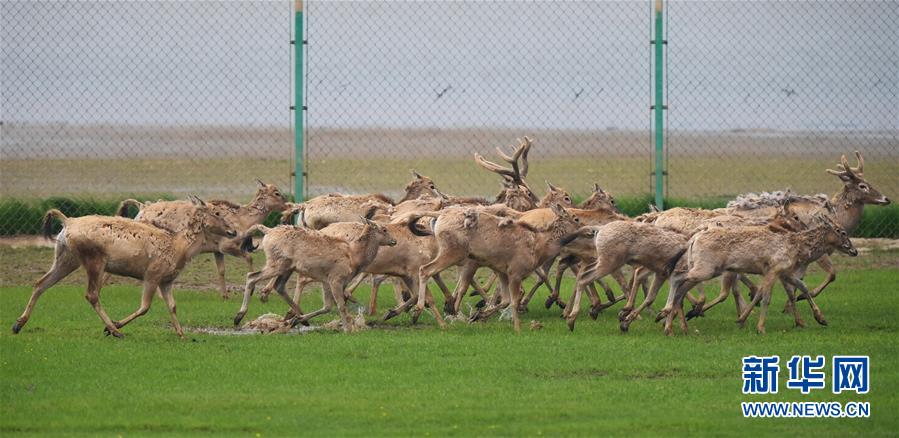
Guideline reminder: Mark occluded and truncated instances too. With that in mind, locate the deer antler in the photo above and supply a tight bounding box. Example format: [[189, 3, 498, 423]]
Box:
[[475, 136, 533, 190], [826, 152, 864, 180]]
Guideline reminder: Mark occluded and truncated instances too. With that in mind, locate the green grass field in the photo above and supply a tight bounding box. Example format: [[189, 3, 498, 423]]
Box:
[[1, 246, 897, 436]]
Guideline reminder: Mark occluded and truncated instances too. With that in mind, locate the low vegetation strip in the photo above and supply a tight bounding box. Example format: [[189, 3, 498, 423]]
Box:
[[2, 196, 897, 237]]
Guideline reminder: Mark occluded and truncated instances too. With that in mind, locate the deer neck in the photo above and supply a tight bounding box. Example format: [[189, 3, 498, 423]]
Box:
[[831, 189, 864, 234], [348, 232, 381, 271], [172, 227, 208, 268], [238, 198, 273, 229], [790, 227, 830, 265]]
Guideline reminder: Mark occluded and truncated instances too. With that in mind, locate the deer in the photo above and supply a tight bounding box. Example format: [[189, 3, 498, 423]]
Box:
[[233, 217, 397, 332], [414, 203, 581, 333], [12, 196, 237, 338], [117, 180, 288, 299], [661, 213, 857, 336], [725, 151, 889, 304], [281, 193, 394, 230]]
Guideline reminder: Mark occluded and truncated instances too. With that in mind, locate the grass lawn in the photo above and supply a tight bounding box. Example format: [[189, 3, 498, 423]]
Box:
[[0, 245, 897, 436]]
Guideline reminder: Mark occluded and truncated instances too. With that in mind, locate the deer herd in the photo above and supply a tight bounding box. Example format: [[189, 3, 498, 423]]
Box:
[[11, 138, 890, 338]]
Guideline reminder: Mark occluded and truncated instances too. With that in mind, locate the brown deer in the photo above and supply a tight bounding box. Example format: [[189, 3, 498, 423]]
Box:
[[117, 180, 288, 299], [233, 218, 397, 332], [415, 203, 581, 332], [726, 151, 889, 303], [12, 196, 237, 338], [662, 213, 857, 335]]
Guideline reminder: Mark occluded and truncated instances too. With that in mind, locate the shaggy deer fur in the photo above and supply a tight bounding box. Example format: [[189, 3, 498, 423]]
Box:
[[234, 218, 397, 332], [118, 180, 288, 299], [663, 214, 857, 335], [13, 197, 236, 337], [415, 203, 581, 332]]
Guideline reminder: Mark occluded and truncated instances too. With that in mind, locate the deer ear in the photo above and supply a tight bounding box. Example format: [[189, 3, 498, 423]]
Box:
[[411, 170, 423, 179], [189, 195, 207, 207], [255, 179, 266, 188], [593, 183, 600, 192]]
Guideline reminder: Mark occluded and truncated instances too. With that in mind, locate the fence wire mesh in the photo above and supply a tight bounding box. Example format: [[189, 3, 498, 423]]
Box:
[[1, 1, 897, 237], [1, 1, 292, 234]]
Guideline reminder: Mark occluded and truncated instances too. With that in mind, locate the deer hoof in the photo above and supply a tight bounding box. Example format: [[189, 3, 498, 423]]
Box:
[[475, 299, 486, 309], [815, 315, 828, 326], [382, 309, 399, 321], [259, 294, 269, 303], [619, 320, 630, 333], [654, 310, 668, 323], [410, 309, 422, 325], [589, 307, 601, 320], [104, 327, 124, 338], [518, 305, 528, 314], [233, 312, 246, 326], [11, 321, 22, 334], [566, 319, 576, 332], [685, 306, 703, 320], [443, 302, 456, 316], [556, 300, 567, 310], [544, 296, 555, 309]]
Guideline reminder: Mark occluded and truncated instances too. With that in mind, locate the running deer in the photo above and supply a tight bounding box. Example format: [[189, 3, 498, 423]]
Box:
[[12, 196, 237, 338], [662, 213, 857, 335], [117, 180, 288, 299], [233, 218, 397, 332], [726, 151, 890, 302], [415, 203, 581, 333]]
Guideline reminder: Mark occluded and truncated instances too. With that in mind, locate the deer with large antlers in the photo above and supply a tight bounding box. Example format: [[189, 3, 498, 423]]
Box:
[[726, 151, 890, 304], [13, 197, 237, 337]]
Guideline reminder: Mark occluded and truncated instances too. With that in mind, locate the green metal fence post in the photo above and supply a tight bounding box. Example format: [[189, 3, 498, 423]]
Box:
[[653, 0, 665, 210], [293, 0, 305, 202]]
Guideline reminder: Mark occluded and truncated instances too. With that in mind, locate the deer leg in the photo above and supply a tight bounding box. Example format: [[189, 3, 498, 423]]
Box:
[[687, 273, 734, 320], [12, 246, 80, 334], [235, 262, 288, 326], [112, 280, 157, 330], [807, 256, 836, 299], [157, 281, 184, 337], [213, 252, 230, 300], [325, 279, 354, 332], [544, 261, 569, 309], [383, 278, 417, 322], [421, 277, 447, 328], [367, 275, 385, 317], [346, 272, 368, 295], [82, 258, 121, 338], [618, 265, 644, 321], [416, 251, 462, 323], [507, 276, 524, 333], [567, 258, 619, 331], [432, 273, 453, 304], [779, 278, 806, 328], [621, 273, 667, 332], [522, 262, 554, 310], [448, 261, 478, 316], [737, 272, 777, 329], [785, 276, 827, 326], [472, 272, 509, 323], [297, 282, 335, 324]]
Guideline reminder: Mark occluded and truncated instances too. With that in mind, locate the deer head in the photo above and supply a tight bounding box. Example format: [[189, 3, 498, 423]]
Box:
[[580, 183, 619, 212], [826, 151, 890, 207], [253, 179, 289, 212], [189, 195, 238, 238], [360, 217, 397, 246], [400, 170, 438, 202], [541, 181, 575, 208], [476, 137, 537, 203], [549, 202, 581, 237], [812, 213, 857, 257]]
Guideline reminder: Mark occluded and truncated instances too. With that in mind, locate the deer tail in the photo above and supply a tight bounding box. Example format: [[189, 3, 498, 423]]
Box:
[[115, 199, 144, 217], [42, 209, 68, 241]]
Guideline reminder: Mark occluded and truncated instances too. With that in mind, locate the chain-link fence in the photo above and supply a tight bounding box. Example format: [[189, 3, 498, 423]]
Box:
[[1, 1, 292, 234], [2, 1, 897, 237]]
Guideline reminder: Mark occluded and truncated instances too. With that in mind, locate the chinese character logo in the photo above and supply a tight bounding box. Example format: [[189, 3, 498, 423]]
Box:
[[833, 356, 869, 394], [786, 355, 826, 394], [742, 355, 780, 394]]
